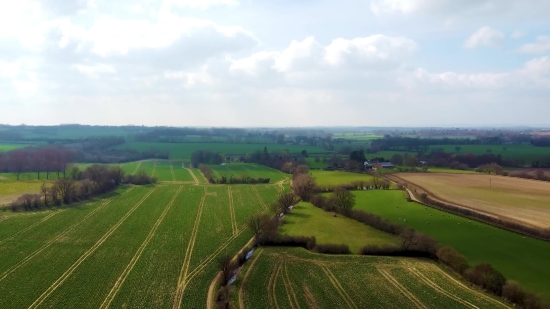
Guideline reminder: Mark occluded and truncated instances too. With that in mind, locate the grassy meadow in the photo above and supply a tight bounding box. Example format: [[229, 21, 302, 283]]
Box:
[[310, 170, 374, 186], [210, 163, 288, 183], [234, 247, 511, 309], [279, 202, 399, 253], [393, 173, 550, 229], [353, 190, 550, 301]]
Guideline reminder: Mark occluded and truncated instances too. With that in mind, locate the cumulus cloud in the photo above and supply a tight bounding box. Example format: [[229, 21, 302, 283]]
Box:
[[464, 27, 504, 49], [519, 36, 550, 54], [166, 0, 239, 10]]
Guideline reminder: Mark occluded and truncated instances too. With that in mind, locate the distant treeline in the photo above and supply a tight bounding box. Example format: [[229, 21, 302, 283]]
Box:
[[418, 151, 527, 168], [531, 136, 550, 147], [7, 164, 156, 211], [370, 135, 533, 152]]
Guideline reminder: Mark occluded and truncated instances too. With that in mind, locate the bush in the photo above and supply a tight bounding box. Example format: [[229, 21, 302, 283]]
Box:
[[262, 236, 316, 250], [313, 244, 351, 255], [465, 263, 506, 296], [436, 246, 469, 274]]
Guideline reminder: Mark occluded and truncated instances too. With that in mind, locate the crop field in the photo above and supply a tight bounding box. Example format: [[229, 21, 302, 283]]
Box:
[[279, 202, 399, 253], [113, 142, 330, 159], [392, 173, 550, 229], [210, 163, 288, 184], [353, 190, 550, 301], [434, 144, 550, 162], [235, 247, 510, 309], [311, 170, 374, 186], [332, 132, 383, 140], [0, 180, 281, 308], [0, 143, 36, 152]]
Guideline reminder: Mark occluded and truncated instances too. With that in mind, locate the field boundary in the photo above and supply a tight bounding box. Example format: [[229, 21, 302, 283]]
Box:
[[0, 190, 128, 283], [0, 211, 61, 245], [28, 187, 157, 309], [186, 168, 199, 185], [100, 186, 183, 309], [173, 186, 207, 309], [151, 161, 157, 177], [377, 268, 427, 309], [170, 163, 176, 181]]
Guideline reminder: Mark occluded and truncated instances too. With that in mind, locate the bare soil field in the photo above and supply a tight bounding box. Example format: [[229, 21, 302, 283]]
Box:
[[392, 173, 550, 229]]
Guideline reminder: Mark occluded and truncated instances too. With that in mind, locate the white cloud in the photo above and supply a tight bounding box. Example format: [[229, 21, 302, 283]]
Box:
[[519, 36, 550, 54], [166, 0, 239, 10], [73, 63, 116, 77], [464, 26, 504, 49], [511, 30, 525, 39]]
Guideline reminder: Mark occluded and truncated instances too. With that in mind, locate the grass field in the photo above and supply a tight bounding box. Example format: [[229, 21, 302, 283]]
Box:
[[235, 247, 511, 309], [279, 202, 399, 253], [0, 181, 280, 308], [0, 143, 36, 152], [332, 132, 383, 140], [0, 180, 45, 206], [353, 190, 550, 301], [311, 170, 375, 186], [113, 142, 330, 159], [210, 163, 288, 184], [392, 173, 550, 229]]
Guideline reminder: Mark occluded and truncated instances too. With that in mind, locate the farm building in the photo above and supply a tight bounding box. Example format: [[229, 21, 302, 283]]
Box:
[[364, 161, 395, 169]]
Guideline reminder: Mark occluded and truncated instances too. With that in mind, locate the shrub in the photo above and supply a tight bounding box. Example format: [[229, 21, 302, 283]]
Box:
[[436, 246, 469, 274], [313, 244, 351, 255]]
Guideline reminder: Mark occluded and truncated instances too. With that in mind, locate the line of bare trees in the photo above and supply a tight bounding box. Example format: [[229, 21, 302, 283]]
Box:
[[0, 148, 73, 180], [7, 164, 156, 211]]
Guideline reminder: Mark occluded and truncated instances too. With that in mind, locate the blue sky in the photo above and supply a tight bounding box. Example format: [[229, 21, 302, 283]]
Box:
[[0, 0, 549, 127]]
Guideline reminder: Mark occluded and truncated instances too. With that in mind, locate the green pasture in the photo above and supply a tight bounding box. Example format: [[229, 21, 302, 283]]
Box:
[[0, 180, 46, 206], [310, 170, 374, 186], [113, 142, 330, 159], [353, 190, 550, 301], [210, 163, 287, 183], [332, 132, 383, 140], [280, 202, 399, 253], [234, 247, 510, 309]]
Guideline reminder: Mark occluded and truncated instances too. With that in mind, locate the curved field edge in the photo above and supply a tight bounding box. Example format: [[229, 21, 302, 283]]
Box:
[[233, 247, 512, 309]]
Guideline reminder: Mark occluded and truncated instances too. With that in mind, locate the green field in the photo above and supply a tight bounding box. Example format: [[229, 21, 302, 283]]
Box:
[[113, 142, 329, 159], [235, 247, 510, 309], [332, 132, 383, 140], [0, 180, 45, 206], [0, 181, 280, 308], [311, 170, 375, 186], [280, 202, 399, 253], [0, 143, 37, 152], [353, 190, 550, 301], [210, 163, 288, 183]]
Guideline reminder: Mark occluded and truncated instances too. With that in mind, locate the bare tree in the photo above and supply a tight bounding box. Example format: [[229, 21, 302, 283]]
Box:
[[40, 183, 49, 206], [292, 173, 316, 202], [331, 188, 355, 210], [9, 150, 28, 180], [277, 193, 300, 213], [55, 178, 76, 204]]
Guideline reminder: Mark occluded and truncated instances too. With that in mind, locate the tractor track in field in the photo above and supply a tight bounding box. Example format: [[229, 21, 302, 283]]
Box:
[[377, 268, 427, 309], [172, 186, 207, 309], [151, 161, 157, 177], [406, 266, 479, 309], [27, 187, 157, 309], [267, 260, 282, 309], [0, 211, 61, 245], [132, 161, 142, 175], [303, 283, 321, 309], [426, 263, 512, 308], [170, 163, 176, 181], [228, 187, 237, 235], [0, 189, 130, 283], [186, 168, 199, 185], [100, 186, 183, 309], [252, 186, 267, 209], [319, 265, 357, 309], [282, 263, 301, 309], [238, 249, 263, 309]]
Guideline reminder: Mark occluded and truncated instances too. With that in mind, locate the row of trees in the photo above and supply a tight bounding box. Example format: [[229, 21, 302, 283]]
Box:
[[0, 148, 73, 180], [190, 150, 225, 167], [8, 165, 156, 211]]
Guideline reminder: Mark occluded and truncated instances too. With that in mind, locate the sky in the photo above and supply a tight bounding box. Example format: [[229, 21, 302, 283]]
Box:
[[1, 0, 549, 127]]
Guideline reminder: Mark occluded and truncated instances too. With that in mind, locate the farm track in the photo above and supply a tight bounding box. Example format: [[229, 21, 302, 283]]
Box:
[[0, 211, 61, 245], [170, 163, 176, 181], [282, 263, 301, 309], [228, 187, 237, 235], [27, 187, 157, 309], [132, 161, 142, 175], [151, 162, 157, 177], [252, 186, 267, 209], [377, 268, 427, 309], [0, 188, 132, 283], [173, 186, 207, 309], [267, 260, 282, 309], [303, 284, 321, 309], [238, 249, 263, 309], [100, 186, 183, 309], [186, 168, 199, 185], [406, 266, 479, 309], [319, 265, 358, 309]]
